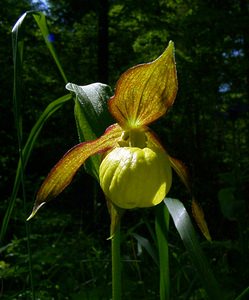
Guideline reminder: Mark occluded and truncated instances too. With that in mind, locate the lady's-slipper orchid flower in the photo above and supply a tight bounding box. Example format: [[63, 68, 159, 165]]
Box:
[[27, 41, 210, 241]]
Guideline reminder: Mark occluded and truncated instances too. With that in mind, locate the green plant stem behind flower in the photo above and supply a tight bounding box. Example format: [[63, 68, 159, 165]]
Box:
[[111, 221, 121, 300]]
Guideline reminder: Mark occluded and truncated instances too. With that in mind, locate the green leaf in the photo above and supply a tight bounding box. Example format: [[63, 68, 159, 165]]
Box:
[[66, 82, 114, 179], [1, 11, 69, 243], [12, 11, 67, 84], [164, 198, 224, 300], [155, 203, 170, 300], [234, 286, 249, 300], [0, 94, 72, 242], [32, 12, 68, 83], [218, 188, 243, 221], [131, 233, 159, 266]]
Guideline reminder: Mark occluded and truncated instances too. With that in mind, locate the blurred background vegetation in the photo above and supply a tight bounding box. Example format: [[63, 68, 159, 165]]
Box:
[[0, 0, 249, 299]]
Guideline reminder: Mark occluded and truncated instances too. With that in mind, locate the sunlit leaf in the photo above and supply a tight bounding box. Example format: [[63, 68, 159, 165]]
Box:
[[32, 12, 68, 83], [12, 11, 67, 84], [169, 156, 211, 240], [109, 41, 177, 128], [27, 124, 122, 220], [165, 198, 223, 300], [66, 82, 114, 138], [66, 82, 114, 179]]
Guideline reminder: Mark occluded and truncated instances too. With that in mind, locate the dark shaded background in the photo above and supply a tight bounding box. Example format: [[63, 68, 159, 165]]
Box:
[[0, 0, 248, 299]]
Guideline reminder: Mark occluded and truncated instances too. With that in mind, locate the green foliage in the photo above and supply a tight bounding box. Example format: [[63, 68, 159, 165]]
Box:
[[1, 9, 72, 243], [165, 198, 223, 299], [66, 82, 114, 179], [155, 203, 170, 300], [0, 212, 113, 299], [1, 0, 249, 299]]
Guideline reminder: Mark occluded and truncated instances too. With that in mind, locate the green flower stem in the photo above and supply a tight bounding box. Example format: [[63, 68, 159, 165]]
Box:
[[155, 203, 170, 300], [111, 221, 122, 300]]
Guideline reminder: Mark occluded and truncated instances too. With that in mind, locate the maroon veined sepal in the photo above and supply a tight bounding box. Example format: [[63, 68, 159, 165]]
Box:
[[27, 124, 122, 220]]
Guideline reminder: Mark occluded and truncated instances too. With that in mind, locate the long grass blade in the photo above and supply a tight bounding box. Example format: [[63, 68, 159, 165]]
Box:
[[12, 11, 68, 84], [0, 11, 70, 243], [132, 232, 159, 266], [234, 286, 249, 300], [32, 12, 68, 84], [0, 93, 71, 243], [12, 11, 33, 297], [164, 198, 224, 300]]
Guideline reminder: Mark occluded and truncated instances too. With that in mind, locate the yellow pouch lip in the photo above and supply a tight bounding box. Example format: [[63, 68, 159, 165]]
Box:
[[99, 146, 172, 209]]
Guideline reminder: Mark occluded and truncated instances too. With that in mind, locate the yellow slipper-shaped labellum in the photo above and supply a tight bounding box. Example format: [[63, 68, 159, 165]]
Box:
[[99, 146, 172, 209]]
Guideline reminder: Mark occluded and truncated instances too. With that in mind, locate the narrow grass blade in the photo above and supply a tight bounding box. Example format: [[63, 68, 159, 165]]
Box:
[[0, 11, 70, 243], [234, 286, 249, 300], [4, 9, 70, 298], [32, 12, 68, 83], [164, 198, 224, 300], [155, 203, 170, 300], [12, 11, 68, 84], [132, 233, 159, 266], [0, 94, 72, 243]]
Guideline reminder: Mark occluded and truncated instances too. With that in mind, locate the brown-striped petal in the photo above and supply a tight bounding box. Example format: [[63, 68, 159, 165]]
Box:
[[27, 123, 122, 220]]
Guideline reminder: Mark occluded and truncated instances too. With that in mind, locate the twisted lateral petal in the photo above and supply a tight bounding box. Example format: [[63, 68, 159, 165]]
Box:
[[109, 41, 177, 128], [27, 124, 122, 220], [192, 198, 211, 241], [145, 131, 191, 192], [168, 156, 191, 193], [168, 155, 211, 240], [145, 128, 168, 151]]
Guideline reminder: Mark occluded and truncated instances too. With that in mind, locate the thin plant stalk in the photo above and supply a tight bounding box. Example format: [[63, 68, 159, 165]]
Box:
[[12, 16, 35, 299], [24, 202, 35, 299], [155, 203, 170, 300], [16, 97, 35, 300], [111, 221, 121, 300]]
